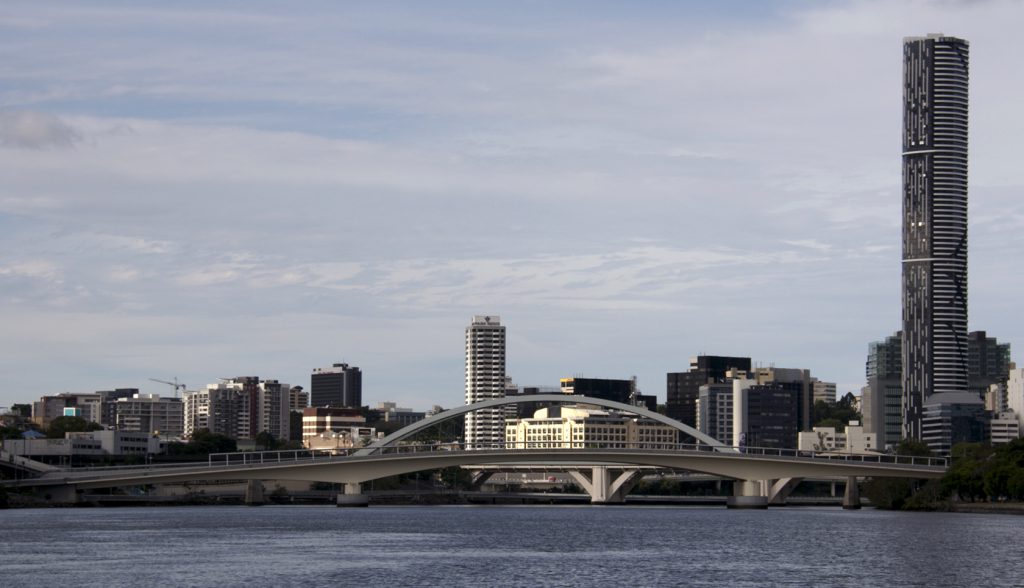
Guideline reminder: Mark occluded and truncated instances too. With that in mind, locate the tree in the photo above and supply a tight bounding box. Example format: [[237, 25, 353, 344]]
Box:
[[255, 431, 279, 451], [46, 416, 103, 439], [167, 429, 237, 456], [862, 439, 935, 509], [811, 397, 862, 429]]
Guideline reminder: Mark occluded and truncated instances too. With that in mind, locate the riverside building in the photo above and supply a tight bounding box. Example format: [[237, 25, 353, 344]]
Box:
[[504, 405, 678, 449], [465, 315, 506, 449]]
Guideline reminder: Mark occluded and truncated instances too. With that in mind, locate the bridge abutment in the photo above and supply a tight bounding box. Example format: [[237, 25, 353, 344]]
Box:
[[336, 482, 369, 507]]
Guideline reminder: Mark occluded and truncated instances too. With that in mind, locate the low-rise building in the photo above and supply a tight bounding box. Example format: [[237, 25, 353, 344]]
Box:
[[504, 405, 678, 449], [797, 421, 877, 454], [2, 430, 163, 459], [302, 407, 365, 443], [304, 427, 378, 452], [377, 402, 426, 427], [990, 411, 1020, 445]]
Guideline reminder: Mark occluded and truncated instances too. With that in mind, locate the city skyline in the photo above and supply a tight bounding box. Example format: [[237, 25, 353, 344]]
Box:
[[1, 1, 1023, 410]]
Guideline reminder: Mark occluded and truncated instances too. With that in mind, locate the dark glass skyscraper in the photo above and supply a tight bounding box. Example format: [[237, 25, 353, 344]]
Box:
[[310, 363, 362, 408], [901, 35, 970, 440]]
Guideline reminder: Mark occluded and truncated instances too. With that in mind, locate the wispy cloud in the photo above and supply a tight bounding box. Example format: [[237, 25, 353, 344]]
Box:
[[0, 0, 1021, 407]]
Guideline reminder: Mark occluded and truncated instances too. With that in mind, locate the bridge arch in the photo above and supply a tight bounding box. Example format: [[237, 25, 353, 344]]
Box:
[[356, 394, 730, 455]]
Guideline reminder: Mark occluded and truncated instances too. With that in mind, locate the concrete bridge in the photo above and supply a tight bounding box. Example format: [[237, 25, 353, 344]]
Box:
[[2, 395, 946, 508]]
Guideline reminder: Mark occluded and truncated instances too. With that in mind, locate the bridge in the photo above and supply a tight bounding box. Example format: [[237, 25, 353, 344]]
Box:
[[2, 395, 946, 508]]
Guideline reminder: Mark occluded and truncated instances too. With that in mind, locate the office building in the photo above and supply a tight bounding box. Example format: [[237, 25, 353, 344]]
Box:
[[920, 392, 986, 456], [966, 331, 1012, 396], [862, 333, 904, 449], [464, 315, 506, 449], [812, 380, 837, 406], [989, 411, 1020, 445], [377, 402, 427, 427], [1007, 368, 1024, 432], [667, 355, 751, 427], [504, 405, 678, 449], [301, 407, 366, 441], [311, 363, 362, 408], [696, 383, 733, 445], [797, 422, 877, 454], [901, 35, 970, 440], [560, 377, 633, 404]]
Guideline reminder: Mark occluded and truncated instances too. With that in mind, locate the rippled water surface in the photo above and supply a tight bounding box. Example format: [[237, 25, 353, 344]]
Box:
[[2, 505, 1022, 587]]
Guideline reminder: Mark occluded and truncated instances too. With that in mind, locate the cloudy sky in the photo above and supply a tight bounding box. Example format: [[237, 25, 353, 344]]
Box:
[[2, 0, 1022, 411]]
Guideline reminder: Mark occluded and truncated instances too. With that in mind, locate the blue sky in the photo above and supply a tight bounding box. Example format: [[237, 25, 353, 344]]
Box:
[[1, 0, 1022, 410]]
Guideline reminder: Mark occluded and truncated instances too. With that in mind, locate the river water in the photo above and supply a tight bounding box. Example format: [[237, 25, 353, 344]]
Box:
[[1, 505, 1022, 587]]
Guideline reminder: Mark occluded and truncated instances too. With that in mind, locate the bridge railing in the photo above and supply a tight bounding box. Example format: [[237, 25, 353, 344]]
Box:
[[204, 441, 946, 469]]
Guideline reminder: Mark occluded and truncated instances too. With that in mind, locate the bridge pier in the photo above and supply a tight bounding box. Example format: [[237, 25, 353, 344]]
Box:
[[244, 480, 265, 506], [842, 476, 861, 510], [568, 466, 643, 504], [336, 482, 369, 507], [766, 477, 803, 506], [727, 480, 768, 509], [470, 470, 494, 490]]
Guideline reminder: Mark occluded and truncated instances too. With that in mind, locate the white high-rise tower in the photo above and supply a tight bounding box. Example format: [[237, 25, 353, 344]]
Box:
[[464, 315, 506, 449]]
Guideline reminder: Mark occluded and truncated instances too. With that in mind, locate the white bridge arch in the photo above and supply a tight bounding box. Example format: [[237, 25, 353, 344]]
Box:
[[356, 394, 730, 455]]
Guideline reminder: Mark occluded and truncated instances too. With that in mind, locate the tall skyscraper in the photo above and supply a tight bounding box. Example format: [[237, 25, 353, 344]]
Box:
[[901, 34, 970, 440], [311, 363, 362, 408], [464, 315, 506, 449]]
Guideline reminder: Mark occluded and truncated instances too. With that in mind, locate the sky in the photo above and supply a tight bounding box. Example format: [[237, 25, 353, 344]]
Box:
[[1, 0, 1022, 411]]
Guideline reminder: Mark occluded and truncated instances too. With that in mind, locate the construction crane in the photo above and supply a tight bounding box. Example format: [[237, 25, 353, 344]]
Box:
[[149, 377, 187, 398]]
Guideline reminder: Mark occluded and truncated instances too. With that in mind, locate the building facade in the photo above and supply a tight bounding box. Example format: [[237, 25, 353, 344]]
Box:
[[114, 393, 184, 438], [863, 332, 904, 449], [920, 392, 986, 456], [966, 331, 1012, 396], [183, 377, 292, 441], [667, 355, 751, 427], [504, 405, 678, 449], [310, 363, 362, 408], [559, 377, 634, 404], [797, 422, 877, 454], [465, 315, 506, 449], [901, 35, 970, 440], [696, 383, 733, 445]]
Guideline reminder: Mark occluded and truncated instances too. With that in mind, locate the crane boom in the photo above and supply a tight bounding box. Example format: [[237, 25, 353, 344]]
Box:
[[149, 377, 187, 398]]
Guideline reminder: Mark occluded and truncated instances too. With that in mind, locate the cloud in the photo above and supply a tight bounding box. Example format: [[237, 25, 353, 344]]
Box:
[[0, 110, 82, 149], [0, 0, 1021, 409]]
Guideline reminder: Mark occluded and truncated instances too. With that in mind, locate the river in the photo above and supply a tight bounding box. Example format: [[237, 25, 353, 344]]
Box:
[[1, 505, 1022, 587]]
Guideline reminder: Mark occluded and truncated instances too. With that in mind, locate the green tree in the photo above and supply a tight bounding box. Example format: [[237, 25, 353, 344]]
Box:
[[255, 431, 279, 451], [46, 416, 103, 439], [167, 429, 237, 456], [862, 439, 935, 509]]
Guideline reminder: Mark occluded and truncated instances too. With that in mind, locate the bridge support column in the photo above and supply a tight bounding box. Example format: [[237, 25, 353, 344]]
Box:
[[568, 467, 643, 504], [244, 480, 265, 506], [470, 470, 494, 490], [727, 480, 768, 509], [842, 476, 861, 510], [766, 478, 803, 506], [336, 482, 369, 507]]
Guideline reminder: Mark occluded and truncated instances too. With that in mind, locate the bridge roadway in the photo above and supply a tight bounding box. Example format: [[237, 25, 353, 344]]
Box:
[[5, 443, 946, 501]]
